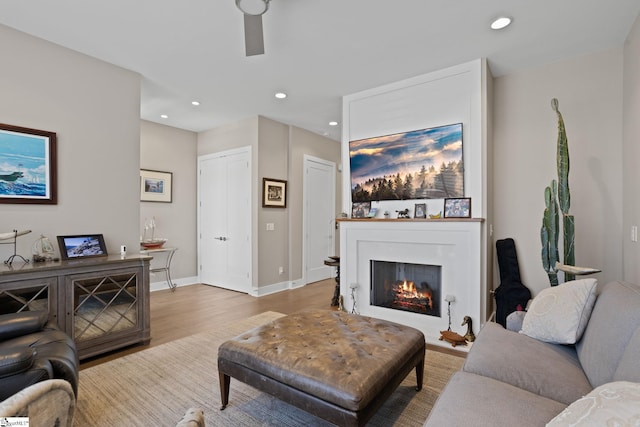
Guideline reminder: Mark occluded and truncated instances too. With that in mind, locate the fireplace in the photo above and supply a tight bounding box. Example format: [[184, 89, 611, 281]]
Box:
[[339, 219, 483, 348], [370, 260, 441, 317]]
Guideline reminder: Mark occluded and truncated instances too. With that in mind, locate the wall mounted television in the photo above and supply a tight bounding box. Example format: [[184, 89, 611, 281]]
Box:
[[349, 123, 463, 202]]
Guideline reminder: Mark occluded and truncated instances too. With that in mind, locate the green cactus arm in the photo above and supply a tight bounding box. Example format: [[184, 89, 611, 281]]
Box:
[[563, 214, 575, 281], [552, 98, 571, 215], [541, 218, 550, 271], [549, 180, 560, 268]]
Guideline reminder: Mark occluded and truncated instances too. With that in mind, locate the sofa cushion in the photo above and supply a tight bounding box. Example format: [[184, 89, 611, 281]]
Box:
[[424, 371, 566, 427], [546, 381, 640, 427], [521, 278, 597, 344], [576, 281, 640, 388], [613, 328, 640, 383], [463, 322, 592, 405]]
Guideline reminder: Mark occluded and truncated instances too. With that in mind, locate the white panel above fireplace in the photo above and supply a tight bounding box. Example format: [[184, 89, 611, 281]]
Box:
[[339, 219, 484, 349]]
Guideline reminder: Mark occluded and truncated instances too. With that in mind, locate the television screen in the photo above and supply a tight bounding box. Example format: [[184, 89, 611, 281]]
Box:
[[349, 123, 463, 202]]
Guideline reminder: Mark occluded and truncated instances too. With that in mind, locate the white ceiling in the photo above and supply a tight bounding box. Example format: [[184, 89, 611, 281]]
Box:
[[1, 1, 639, 142]]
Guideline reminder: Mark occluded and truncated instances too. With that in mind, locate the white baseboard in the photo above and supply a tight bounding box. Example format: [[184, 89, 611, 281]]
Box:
[[151, 277, 307, 296], [150, 276, 199, 292], [250, 278, 306, 297]]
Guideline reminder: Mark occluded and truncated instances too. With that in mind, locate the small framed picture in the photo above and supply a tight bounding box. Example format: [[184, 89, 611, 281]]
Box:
[[57, 234, 108, 260], [444, 197, 471, 218], [414, 203, 427, 218], [351, 201, 371, 218], [263, 178, 287, 208], [140, 169, 172, 203]]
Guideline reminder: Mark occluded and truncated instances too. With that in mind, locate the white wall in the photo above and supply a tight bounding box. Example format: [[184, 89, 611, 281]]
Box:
[[493, 49, 624, 295], [140, 120, 198, 287], [623, 14, 640, 283], [0, 24, 141, 260], [342, 59, 489, 220]]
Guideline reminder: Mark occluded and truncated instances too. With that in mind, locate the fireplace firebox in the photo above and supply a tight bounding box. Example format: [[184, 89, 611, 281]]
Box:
[[370, 260, 441, 317]]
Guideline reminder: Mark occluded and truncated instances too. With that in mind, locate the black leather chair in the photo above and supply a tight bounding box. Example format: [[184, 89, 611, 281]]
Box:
[[0, 311, 78, 401]]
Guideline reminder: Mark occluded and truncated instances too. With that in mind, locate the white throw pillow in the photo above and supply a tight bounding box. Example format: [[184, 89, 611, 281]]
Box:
[[546, 381, 640, 426], [520, 278, 597, 344]]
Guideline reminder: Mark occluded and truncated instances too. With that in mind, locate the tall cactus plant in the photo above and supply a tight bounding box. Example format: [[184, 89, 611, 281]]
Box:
[[541, 98, 575, 285]]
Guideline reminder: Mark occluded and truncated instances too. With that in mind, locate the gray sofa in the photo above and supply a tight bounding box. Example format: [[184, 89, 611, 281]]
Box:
[[425, 280, 640, 426]]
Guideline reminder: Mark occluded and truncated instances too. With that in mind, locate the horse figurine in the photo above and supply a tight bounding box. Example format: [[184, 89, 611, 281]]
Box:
[[396, 209, 410, 219]]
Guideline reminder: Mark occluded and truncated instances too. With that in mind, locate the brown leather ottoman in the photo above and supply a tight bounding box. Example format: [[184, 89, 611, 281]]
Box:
[[218, 309, 425, 426]]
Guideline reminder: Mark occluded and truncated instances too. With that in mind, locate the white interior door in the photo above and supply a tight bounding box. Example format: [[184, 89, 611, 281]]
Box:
[[304, 156, 336, 284], [198, 147, 251, 292]]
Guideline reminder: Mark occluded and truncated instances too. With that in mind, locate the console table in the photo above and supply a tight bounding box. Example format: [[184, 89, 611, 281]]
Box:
[[0, 255, 151, 360], [140, 247, 177, 291]]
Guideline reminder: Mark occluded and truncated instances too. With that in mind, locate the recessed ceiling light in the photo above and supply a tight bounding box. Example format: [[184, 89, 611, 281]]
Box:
[[191, 101, 200, 106], [275, 92, 287, 99], [329, 121, 338, 126], [160, 114, 169, 119], [491, 16, 512, 30]]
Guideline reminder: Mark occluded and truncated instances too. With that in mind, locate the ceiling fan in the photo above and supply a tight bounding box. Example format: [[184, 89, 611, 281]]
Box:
[[235, 0, 270, 56]]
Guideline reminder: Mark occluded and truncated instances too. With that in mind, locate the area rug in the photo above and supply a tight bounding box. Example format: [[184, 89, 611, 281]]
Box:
[[75, 311, 464, 426]]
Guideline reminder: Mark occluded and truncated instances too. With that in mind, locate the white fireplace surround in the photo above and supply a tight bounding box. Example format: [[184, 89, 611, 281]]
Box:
[[339, 219, 483, 349]]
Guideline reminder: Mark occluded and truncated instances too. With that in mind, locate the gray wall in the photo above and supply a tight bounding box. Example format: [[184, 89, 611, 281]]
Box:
[[257, 117, 290, 286], [623, 13, 640, 283], [140, 120, 198, 284], [197, 116, 340, 291], [0, 24, 141, 260], [493, 48, 624, 295], [289, 126, 342, 282]]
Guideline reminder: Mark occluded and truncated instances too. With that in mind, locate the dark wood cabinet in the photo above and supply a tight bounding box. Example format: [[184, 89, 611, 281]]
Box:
[[0, 255, 151, 360]]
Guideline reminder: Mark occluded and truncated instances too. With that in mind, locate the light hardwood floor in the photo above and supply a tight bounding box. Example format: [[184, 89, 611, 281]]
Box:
[[81, 278, 464, 369], [81, 279, 339, 369]]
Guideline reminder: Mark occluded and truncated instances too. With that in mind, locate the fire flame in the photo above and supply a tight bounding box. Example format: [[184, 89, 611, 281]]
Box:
[[396, 279, 433, 309]]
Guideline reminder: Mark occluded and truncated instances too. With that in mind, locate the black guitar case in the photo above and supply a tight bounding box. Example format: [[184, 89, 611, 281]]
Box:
[[494, 238, 532, 327]]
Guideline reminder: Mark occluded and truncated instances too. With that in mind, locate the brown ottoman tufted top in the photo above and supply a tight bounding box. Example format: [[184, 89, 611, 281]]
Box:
[[218, 309, 425, 412]]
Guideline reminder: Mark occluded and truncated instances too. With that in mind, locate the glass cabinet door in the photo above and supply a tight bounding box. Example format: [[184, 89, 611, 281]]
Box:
[[71, 270, 139, 343], [0, 278, 56, 318]]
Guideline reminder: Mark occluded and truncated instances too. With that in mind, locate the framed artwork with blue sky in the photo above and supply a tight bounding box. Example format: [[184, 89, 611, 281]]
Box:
[[0, 123, 57, 204], [349, 123, 463, 202]]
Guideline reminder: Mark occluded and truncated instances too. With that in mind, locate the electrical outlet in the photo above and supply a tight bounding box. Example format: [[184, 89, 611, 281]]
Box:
[[278, 266, 284, 275], [266, 223, 275, 231]]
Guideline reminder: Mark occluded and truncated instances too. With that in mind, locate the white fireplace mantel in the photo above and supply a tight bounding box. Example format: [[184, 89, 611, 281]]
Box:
[[339, 218, 485, 349]]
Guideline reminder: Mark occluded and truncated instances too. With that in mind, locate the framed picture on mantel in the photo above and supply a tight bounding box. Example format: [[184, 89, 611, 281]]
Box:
[[444, 197, 471, 218]]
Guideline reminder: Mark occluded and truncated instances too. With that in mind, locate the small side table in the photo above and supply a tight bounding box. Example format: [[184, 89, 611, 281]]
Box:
[[324, 256, 340, 306], [140, 247, 177, 291]]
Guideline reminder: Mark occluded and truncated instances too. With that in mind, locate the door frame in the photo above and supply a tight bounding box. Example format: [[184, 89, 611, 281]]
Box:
[[302, 155, 336, 285], [197, 146, 253, 291]]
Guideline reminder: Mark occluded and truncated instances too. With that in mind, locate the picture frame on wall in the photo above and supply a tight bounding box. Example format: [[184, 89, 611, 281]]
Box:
[[140, 169, 173, 203], [57, 234, 108, 260], [444, 197, 471, 218], [414, 203, 427, 218], [0, 123, 57, 204], [262, 178, 287, 208]]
